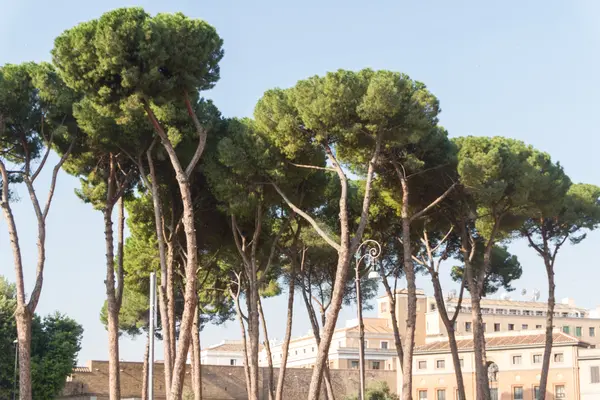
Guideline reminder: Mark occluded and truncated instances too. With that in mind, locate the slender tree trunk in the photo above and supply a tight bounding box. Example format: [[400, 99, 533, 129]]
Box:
[[167, 240, 177, 367], [301, 285, 335, 400], [247, 282, 260, 400], [275, 266, 295, 400], [258, 298, 274, 400], [14, 308, 32, 400], [192, 303, 202, 400], [233, 292, 252, 398], [145, 151, 174, 396], [430, 274, 466, 400], [380, 274, 404, 369], [307, 251, 351, 399], [145, 104, 200, 400], [142, 334, 150, 400], [538, 257, 555, 400], [399, 177, 415, 400], [104, 203, 121, 400]]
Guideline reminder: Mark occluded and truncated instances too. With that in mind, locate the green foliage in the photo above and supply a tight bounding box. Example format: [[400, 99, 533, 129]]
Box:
[[254, 69, 439, 171], [454, 136, 564, 238], [451, 243, 522, 296], [0, 276, 83, 400], [344, 381, 399, 400], [52, 7, 223, 115]]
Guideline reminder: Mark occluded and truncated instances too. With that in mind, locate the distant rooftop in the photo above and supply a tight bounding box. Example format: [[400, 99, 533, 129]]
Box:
[[205, 340, 263, 353], [416, 331, 587, 354]]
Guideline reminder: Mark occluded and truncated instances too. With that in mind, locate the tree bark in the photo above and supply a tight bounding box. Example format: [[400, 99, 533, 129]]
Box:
[[144, 150, 174, 396], [538, 256, 555, 400], [399, 175, 416, 400], [167, 239, 177, 368], [145, 104, 200, 400], [275, 262, 296, 400], [430, 273, 466, 400], [142, 334, 150, 400], [232, 289, 252, 398], [258, 298, 274, 400], [301, 283, 335, 400], [192, 303, 202, 400], [246, 284, 260, 400], [105, 203, 121, 400], [15, 308, 32, 400], [380, 272, 404, 368]]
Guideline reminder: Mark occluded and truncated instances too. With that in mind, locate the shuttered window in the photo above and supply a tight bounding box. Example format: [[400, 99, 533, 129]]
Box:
[[591, 366, 600, 384]]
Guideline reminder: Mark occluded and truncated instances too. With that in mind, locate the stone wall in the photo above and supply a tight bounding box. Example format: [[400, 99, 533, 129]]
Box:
[[59, 360, 397, 399]]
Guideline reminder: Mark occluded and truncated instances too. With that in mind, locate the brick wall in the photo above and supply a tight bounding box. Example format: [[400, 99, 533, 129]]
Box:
[[59, 360, 397, 399]]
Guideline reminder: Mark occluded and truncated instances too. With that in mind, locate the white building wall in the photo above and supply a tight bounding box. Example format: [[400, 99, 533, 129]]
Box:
[[579, 348, 600, 400]]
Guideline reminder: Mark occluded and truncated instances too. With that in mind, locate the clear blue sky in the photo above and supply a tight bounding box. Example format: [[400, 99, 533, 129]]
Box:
[[2, 0, 600, 364]]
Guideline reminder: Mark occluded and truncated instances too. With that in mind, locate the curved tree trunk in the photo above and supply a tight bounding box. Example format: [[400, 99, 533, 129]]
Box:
[[258, 298, 274, 400], [275, 266, 295, 400], [145, 105, 200, 400], [538, 259, 555, 400]]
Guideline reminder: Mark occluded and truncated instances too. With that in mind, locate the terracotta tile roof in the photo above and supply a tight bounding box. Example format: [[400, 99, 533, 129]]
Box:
[[448, 297, 584, 311], [344, 325, 395, 334], [415, 332, 584, 354], [73, 366, 91, 373], [207, 342, 264, 352]]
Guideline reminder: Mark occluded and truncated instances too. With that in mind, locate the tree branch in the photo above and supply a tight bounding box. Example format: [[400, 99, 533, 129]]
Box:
[[270, 181, 340, 251], [410, 182, 457, 222], [184, 91, 207, 178], [288, 162, 336, 172]]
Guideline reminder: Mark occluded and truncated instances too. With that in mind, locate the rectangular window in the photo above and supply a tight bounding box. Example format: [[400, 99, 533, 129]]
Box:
[[513, 386, 523, 400], [536, 325, 543, 329], [465, 322, 472, 332], [536, 311, 544, 316], [364, 340, 368, 348], [312, 347, 315, 352], [590, 327, 596, 337], [230, 359, 236, 366], [555, 385, 565, 398], [436, 389, 446, 400], [522, 324, 528, 330], [494, 323, 501, 332], [512, 355, 522, 365], [372, 361, 380, 370], [381, 341, 389, 349], [418, 390, 427, 400], [576, 326, 583, 336], [509, 309, 518, 315], [508, 324, 515, 331], [554, 353, 564, 363], [381, 302, 388, 313], [533, 354, 542, 364], [436, 359, 445, 369], [304, 349, 306, 353], [483, 323, 487, 332], [351, 360, 359, 369], [563, 326, 570, 334], [534, 386, 540, 400], [459, 358, 464, 367], [418, 360, 427, 370], [591, 366, 600, 383]]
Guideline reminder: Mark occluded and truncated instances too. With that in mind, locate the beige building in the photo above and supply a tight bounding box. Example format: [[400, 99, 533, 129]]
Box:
[[405, 329, 586, 400], [376, 289, 600, 348], [262, 317, 399, 370]]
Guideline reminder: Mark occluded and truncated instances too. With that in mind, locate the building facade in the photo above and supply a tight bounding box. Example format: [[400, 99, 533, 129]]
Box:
[[405, 330, 585, 400], [262, 317, 399, 370], [200, 340, 250, 366]]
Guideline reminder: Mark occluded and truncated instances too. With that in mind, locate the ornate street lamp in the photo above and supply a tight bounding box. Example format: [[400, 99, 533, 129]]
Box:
[[354, 239, 382, 400]]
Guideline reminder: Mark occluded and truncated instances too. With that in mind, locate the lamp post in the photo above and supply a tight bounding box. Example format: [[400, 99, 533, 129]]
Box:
[[354, 239, 382, 400], [13, 339, 18, 400]]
